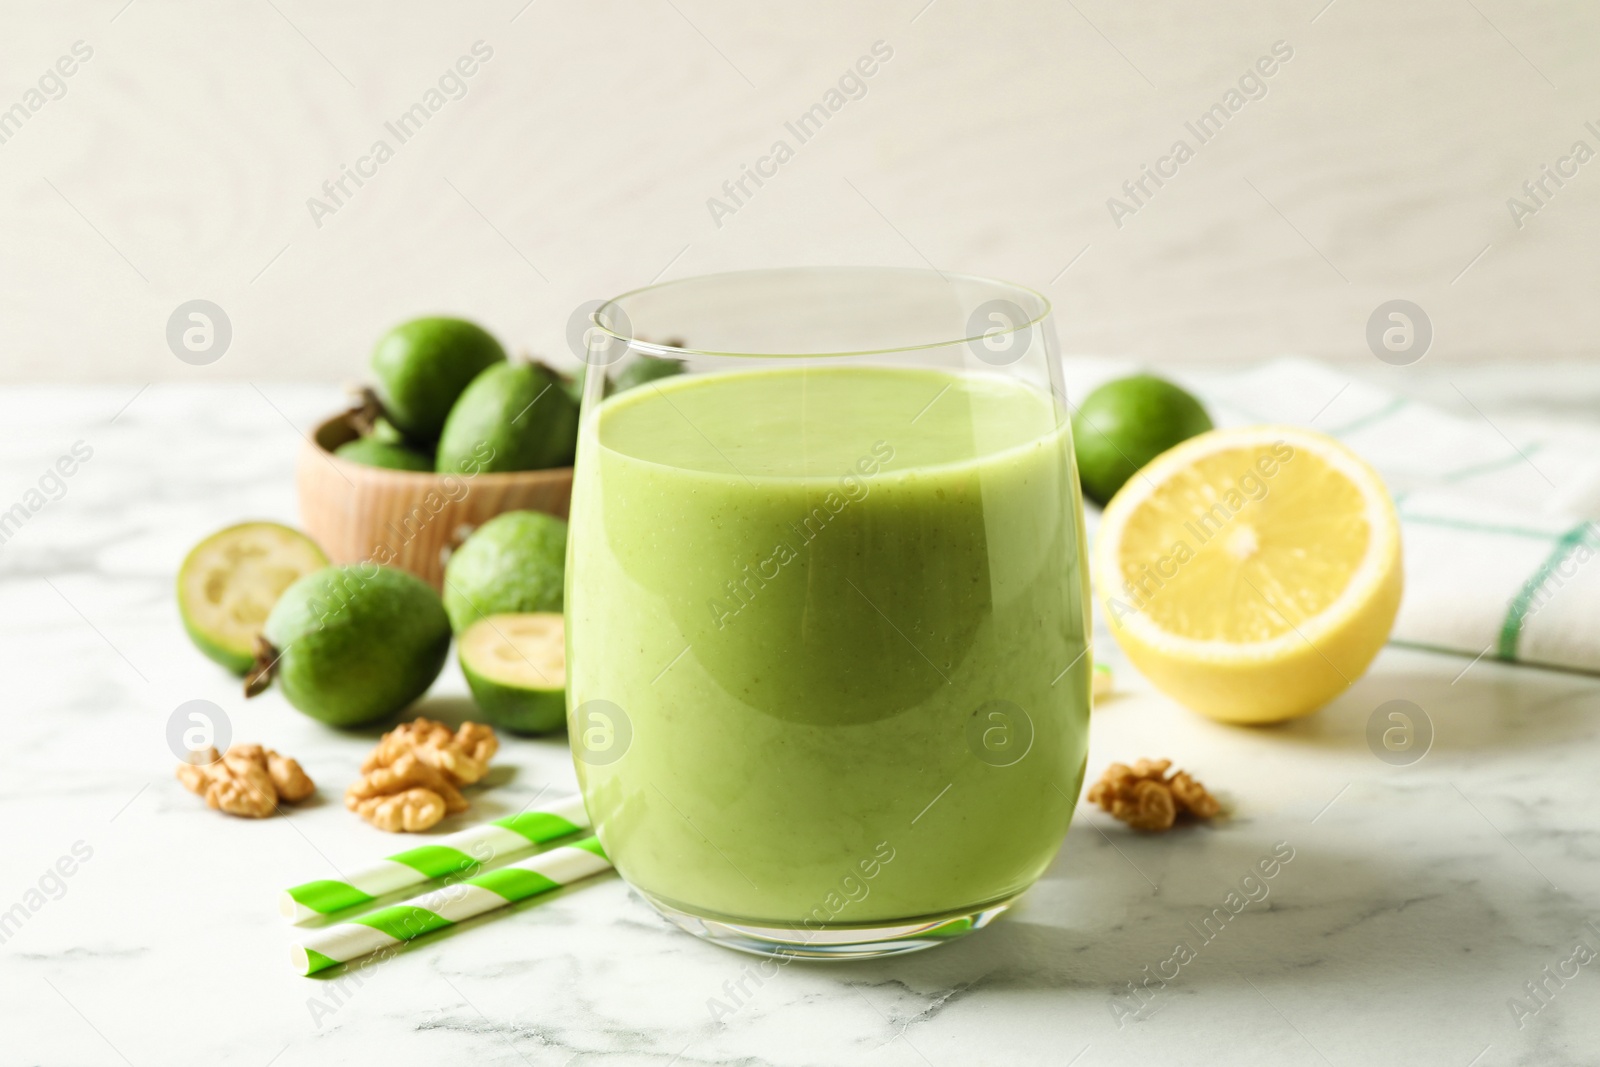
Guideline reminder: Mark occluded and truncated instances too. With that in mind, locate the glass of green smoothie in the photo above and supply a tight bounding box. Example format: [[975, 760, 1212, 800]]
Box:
[[566, 267, 1091, 958]]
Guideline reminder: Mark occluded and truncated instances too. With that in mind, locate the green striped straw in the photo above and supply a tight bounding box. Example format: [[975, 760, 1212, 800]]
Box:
[[291, 836, 611, 976], [1092, 660, 1113, 700], [280, 794, 590, 923]]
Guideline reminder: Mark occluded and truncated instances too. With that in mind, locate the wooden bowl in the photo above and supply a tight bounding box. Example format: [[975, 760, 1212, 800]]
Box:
[[296, 412, 573, 589]]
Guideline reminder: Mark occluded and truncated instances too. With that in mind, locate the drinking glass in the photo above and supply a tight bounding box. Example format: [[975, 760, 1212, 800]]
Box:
[[565, 267, 1091, 958]]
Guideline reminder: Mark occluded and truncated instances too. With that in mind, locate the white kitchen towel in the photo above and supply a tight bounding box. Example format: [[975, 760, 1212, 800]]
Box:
[[1175, 357, 1600, 674]]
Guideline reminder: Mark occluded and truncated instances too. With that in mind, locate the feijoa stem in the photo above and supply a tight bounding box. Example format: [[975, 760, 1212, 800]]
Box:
[[243, 636, 279, 699], [346, 386, 385, 437]]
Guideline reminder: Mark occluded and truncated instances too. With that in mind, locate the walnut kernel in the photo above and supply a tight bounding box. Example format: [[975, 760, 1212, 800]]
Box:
[[345, 752, 469, 831], [361, 717, 499, 786], [1086, 759, 1220, 832], [176, 744, 314, 819], [349, 787, 449, 833]]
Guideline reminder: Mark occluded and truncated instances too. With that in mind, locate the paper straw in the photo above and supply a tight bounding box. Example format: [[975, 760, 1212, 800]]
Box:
[[1092, 661, 1113, 700], [280, 794, 591, 923], [290, 836, 611, 976]]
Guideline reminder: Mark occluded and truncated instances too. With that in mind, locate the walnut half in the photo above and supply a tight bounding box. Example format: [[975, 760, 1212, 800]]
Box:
[[1086, 758, 1221, 832], [346, 718, 498, 832], [349, 787, 449, 833], [346, 747, 479, 833], [361, 718, 499, 786], [176, 744, 315, 819]]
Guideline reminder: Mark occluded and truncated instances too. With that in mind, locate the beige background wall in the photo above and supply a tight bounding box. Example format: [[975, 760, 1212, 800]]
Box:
[[0, 0, 1596, 382]]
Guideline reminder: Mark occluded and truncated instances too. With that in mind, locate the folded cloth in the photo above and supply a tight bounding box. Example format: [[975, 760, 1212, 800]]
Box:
[[1074, 356, 1600, 675]]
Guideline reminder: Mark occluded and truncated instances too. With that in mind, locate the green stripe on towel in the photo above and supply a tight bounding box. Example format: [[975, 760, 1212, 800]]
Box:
[[1497, 523, 1599, 661]]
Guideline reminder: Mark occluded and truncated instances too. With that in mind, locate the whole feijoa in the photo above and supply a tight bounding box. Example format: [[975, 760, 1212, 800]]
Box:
[[442, 510, 567, 632], [1072, 374, 1213, 506], [435, 360, 579, 474], [613, 354, 685, 394], [371, 317, 506, 442], [246, 564, 451, 727], [369, 416, 407, 445], [333, 437, 434, 471]]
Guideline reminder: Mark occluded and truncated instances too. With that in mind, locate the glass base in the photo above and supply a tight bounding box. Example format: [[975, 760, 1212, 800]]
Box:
[[640, 891, 1015, 960]]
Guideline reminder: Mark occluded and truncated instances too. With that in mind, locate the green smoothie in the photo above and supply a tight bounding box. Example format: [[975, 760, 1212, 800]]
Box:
[[566, 364, 1091, 928]]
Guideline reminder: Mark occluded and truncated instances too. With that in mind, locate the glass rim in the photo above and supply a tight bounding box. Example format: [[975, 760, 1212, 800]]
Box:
[[591, 266, 1052, 359]]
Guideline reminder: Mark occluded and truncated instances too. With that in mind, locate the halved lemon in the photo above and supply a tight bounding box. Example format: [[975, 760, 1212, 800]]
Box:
[[1092, 426, 1402, 724]]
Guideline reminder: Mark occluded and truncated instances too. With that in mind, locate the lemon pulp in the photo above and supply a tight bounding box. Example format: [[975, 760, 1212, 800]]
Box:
[[1095, 427, 1402, 723]]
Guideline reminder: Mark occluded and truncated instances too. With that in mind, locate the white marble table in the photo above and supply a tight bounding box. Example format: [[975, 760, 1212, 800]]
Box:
[[4, 377, 1598, 1066]]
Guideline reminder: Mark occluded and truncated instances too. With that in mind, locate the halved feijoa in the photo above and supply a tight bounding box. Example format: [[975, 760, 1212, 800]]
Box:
[[177, 522, 328, 674], [459, 613, 566, 735]]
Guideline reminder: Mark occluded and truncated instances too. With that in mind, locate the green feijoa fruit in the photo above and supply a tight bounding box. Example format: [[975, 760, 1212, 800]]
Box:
[[613, 354, 685, 394], [369, 416, 407, 445], [435, 361, 579, 474], [371, 317, 506, 442], [333, 437, 434, 472], [178, 523, 328, 674], [442, 510, 567, 633], [247, 564, 451, 727], [458, 613, 566, 735], [1071, 374, 1213, 506]]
